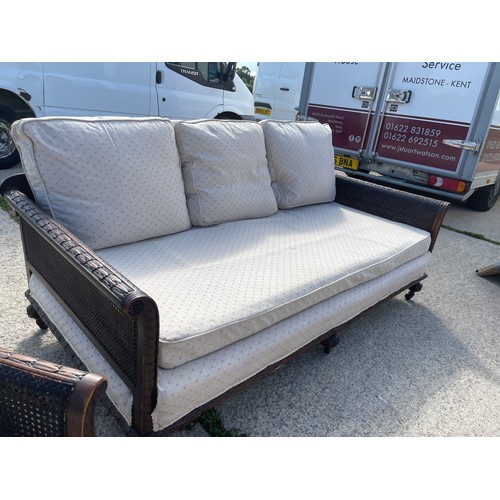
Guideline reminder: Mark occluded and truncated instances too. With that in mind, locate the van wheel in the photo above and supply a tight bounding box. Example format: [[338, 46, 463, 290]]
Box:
[[465, 177, 500, 212], [0, 106, 21, 170], [215, 112, 242, 120]]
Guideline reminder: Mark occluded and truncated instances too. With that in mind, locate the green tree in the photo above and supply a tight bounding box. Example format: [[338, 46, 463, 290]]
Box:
[[236, 66, 254, 93]]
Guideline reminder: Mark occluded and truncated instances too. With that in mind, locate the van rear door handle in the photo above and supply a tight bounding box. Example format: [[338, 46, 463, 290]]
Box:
[[352, 86, 377, 101], [280, 87, 290, 91], [442, 139, 482, 152], [386, 89, 412, 104]]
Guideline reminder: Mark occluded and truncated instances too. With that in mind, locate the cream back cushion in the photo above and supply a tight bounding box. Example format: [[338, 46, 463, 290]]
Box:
[[11, 116, 191, 249], [260, 120, 336, 208], [174, 119, 278, 226]]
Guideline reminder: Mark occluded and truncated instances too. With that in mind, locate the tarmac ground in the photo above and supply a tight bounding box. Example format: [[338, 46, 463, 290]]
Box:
[[1, 163, 499, 439]]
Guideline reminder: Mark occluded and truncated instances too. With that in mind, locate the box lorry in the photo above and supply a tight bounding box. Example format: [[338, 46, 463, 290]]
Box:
[[0, 62, 255, 169], [298, 62, 500, 211], [253, 62, 305, 120]]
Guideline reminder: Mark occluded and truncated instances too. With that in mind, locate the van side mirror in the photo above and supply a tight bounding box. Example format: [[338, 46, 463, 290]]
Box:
[[220, 62, 236, 82]]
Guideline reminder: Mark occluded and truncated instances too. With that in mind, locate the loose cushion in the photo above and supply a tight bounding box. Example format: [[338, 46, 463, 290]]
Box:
[[174, 119, 278, 226], [11, 116, 191, 250], [260, 120, 336, 208], [97, 202, 431, 368]]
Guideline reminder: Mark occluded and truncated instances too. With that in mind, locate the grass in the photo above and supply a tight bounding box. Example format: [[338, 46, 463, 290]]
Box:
[[197, 408, 247, 437], [442, 224, 500, 246], [0, 197, 10, 212], [0, 197, 19, 222]]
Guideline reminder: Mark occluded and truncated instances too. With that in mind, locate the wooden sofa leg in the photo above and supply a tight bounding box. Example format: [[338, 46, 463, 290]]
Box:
[[26, 304, 48, 330], [405, 282, 423, 301], [321, 332, 340, 354]]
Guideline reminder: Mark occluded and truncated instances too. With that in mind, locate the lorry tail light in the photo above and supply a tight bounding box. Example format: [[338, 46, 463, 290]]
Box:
[[428, 175, 467, 193]]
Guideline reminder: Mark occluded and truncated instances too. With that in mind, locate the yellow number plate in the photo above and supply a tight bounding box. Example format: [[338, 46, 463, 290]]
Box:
[[335, 154, 359, 171], [255, 107, 271, 116]]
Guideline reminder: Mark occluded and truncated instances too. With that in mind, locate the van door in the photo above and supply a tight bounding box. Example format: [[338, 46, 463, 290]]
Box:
[[42, 62, 153, 116], [253, 62, 305, 120], [305, 62, 386, 170], [253, 63, 280, 118], [274, 62, 305, 121], [156, 62, 226, 119], [370, 62, 491, 176]]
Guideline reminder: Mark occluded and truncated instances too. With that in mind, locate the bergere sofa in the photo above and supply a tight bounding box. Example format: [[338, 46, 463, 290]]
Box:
[[1, 116, 449, 436]]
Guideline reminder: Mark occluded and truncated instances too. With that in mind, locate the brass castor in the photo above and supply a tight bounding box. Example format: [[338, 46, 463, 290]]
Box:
[[26, 304, 48, 330], [321, 332, 340, 354], [405, 282, 423, 301]]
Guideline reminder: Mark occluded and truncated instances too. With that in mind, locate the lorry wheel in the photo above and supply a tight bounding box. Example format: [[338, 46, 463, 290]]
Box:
[[0, 106, 21, 170], [465, 177, 500, 212]]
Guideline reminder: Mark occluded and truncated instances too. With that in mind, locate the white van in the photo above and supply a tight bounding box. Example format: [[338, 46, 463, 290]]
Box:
[[253, 62, 305, 120], [0, 62, 254, 169]]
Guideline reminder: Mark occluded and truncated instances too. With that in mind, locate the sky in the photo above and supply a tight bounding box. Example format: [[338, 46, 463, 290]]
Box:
[[3, 0, 497, 63], [238, 62, 258, 76]]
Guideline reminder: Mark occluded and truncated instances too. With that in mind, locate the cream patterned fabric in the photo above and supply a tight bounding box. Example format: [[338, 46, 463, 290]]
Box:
[[97, 203, 431, 368], [29, 253, 431, 431], [174, 119, 278, 226], [260, 120, 336, 208], [29, 274, 134, 425], [11, 116, 191, 249]]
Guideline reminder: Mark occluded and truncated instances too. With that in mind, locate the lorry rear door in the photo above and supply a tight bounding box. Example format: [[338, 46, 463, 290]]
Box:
[[369, 62, 491, 179], [304, 62, 386, 171]]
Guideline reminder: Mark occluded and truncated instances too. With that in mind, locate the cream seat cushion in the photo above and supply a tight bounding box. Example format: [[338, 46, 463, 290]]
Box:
[[96, 202, 432, 368], [29, 253, 431, 430], [11, 116, 191, 250], [174, 119, 278, 226]]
